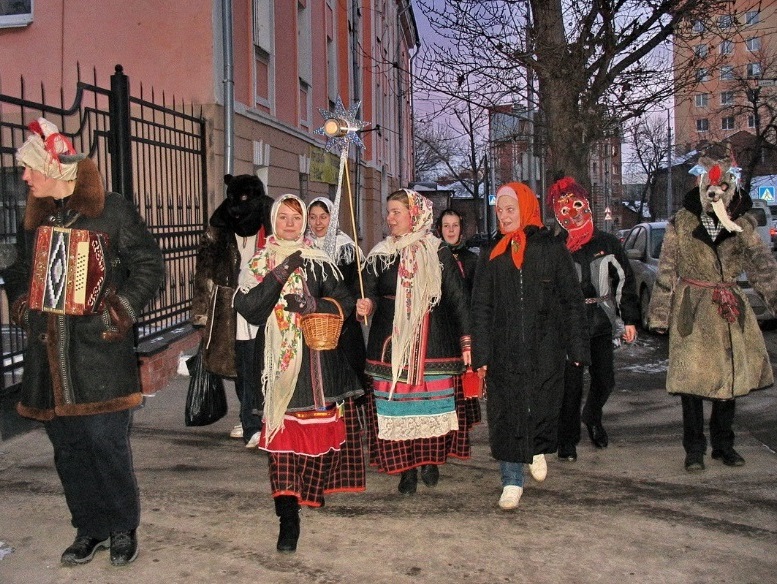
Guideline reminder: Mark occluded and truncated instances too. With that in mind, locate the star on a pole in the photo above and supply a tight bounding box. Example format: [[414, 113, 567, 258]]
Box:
[[314, 96, 370, 153]]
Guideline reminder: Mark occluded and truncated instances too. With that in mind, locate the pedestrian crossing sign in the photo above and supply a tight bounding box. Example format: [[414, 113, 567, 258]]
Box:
[[488, 194, 496, 206], [758, 185, 775, 202]]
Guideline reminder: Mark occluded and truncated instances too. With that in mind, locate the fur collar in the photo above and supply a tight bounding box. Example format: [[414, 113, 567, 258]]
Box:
[[682, 186, 752, 221], [24, 158, 105, 230]]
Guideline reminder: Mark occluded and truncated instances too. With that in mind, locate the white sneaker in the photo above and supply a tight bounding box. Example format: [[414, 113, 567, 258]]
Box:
[[528, 454, 547, 482], [229, 424, 243, 439], [245, 432, 261, 448], [498, 486, 523, 510]]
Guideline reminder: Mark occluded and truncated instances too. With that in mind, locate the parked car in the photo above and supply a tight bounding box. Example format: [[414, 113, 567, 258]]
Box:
[[750, 199, 774, 251], [623, 222, 666, 331], [624, 220, 777, 331], [615, 228, 630, 243]]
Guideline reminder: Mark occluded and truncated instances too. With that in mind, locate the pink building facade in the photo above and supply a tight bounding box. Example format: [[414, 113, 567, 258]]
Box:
[[0, 0, 418, 248]]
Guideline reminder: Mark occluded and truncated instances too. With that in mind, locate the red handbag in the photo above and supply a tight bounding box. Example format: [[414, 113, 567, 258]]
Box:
[[461, 367, 483, 399]]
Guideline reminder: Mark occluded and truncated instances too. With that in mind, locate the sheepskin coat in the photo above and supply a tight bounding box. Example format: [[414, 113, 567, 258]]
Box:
[[1, 159, 165, 420], [648, 188, 777, 399]]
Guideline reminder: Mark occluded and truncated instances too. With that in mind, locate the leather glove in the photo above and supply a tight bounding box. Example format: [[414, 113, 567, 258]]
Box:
[[101, 292, 135, 341], [283, 292, 317, 315], [10, 294, 29, 329], [270, 250, 304, 283]]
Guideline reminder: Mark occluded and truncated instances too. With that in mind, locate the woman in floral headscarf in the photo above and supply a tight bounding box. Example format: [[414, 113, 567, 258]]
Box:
[[471, 182, 589, 510], [234, 194, 364, 554], [355, 189, 472, 495]]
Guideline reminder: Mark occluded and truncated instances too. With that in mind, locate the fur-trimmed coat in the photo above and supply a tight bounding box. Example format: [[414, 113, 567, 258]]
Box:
[[648, 188, 777, 399], [1, 159, 165, 420]]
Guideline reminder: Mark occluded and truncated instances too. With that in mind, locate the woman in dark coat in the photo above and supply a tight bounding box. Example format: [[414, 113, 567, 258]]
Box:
[[471, 182, 588, 510], [356, 189, 471, 495], [306, 197, 367, 389], [435, 208, 482, 433], [233, 194, 364, 554]]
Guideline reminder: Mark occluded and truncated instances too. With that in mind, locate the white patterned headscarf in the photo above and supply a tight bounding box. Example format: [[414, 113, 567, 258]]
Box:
[[306, 196, 357, 265], [364, 189, 442, 394], [238, 194, 338, 442]]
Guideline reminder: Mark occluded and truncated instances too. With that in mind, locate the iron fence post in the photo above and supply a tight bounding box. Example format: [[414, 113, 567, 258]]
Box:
[[109, 64, 133, 200]]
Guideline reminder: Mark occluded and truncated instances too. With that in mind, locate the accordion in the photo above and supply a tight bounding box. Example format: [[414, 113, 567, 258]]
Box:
[[29, 226, 110, 315]]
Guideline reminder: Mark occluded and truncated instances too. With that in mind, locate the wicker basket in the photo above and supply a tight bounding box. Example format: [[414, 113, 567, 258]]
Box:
[[300, 297, 344, 350]]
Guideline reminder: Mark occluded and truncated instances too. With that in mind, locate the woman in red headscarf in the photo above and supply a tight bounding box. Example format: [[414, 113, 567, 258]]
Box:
[[471, 182, 589, 510]]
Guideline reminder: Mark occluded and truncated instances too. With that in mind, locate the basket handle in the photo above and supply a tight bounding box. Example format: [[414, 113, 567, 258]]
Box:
[[321, 297, 343, 320]]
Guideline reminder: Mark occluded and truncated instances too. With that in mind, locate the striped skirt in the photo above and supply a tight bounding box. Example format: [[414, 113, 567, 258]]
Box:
[[365, 373, 478, 474]]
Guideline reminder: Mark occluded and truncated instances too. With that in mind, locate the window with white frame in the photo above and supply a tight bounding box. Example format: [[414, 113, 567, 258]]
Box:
[[253, 0, 274, 110], [0, 0, 32, 28], [748, 114, 756, 128], [719, 40, 734, 56], [746, 37, 761, 52], [695, 93, 710, 107], [720, 66, 734, 81], [696, 118, 709, 132], [718, 14, 734, 29], [697, 68, 711, 82], [745, 11, 759, 26], [747, 62, 762, 78], [720, 91, 734, 106], [694, 44, 708, 58], [721, 116, 735, 130], [692, 19, 705, 34]]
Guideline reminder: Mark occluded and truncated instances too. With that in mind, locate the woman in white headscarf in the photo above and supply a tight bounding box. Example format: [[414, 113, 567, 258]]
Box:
[[234, 194, 364, 554], [355, 189, 472, 495], [306, 197, 367, 389]]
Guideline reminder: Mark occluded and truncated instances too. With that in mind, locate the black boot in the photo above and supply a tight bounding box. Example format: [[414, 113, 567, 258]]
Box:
[[420, 464, 439, 487], [274, 495, 300, 553], [398, 468, 418, 495]]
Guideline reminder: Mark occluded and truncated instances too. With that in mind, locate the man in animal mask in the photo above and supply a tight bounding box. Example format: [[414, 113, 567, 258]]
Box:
[[648, 146, 777, 472]]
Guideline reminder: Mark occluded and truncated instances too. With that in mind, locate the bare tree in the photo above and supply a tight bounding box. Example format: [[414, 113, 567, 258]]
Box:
[[625, 115, 670, 220], [414, 0, 734, 193]]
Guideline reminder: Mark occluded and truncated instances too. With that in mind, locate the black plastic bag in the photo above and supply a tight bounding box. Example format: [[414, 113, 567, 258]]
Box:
[[184, 347, 228, 426]]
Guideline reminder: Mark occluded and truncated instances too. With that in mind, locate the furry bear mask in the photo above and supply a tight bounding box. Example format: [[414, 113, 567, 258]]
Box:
[[210, 174, 272, 237]]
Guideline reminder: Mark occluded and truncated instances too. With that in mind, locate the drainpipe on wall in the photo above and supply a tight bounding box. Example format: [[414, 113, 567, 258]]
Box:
[[222, 0, 235, 177]]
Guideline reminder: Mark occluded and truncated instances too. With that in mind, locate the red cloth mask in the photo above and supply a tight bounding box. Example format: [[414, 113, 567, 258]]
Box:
[[554, 193, 593, 252]]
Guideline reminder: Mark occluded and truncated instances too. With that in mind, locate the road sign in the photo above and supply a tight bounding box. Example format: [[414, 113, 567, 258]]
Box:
[[488, 194, 496, 206], [758, 185, 775, 202], [604, 206, 612, 221]]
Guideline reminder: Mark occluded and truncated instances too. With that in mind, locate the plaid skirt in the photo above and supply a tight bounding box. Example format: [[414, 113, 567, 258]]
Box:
[[268, 397, 365, 507], [365, 375, 479, 474]]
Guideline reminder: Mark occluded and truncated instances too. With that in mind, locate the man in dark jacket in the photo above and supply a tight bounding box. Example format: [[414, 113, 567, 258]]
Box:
[[2, 119, 164, 567], [549, 177, 639, 462]]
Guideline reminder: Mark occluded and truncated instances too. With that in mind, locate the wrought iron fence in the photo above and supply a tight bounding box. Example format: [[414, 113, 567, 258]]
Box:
[[0, 64, 207, 393]]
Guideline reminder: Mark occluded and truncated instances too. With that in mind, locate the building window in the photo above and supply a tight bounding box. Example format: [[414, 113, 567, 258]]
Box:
[[747, 62, 762, 78], [692, 19, 705, 33], [721, 116, 735, 130], [0, 0, 33, 28], [694, 44, 708, 58], [746, 37, 761, 52], [326, 3, 337, 104], [695, 93, 710, 107], [696, 119, 709, 132], [720, 91, 734, 106], [253, 0, 274, 109], [745, 11, 759, 26], [718, 14, 735, 29], [748, 114, 756, 128], [720, 66, 734, 81], [719, 40, 733, 56], [696, 68, 711, 82]]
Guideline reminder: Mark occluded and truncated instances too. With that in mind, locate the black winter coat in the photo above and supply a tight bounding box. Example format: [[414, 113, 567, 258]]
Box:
[[363, 245, 470, 378], [471, 226, 589, 463], [233, 261, 362, 410], [566, 229, 640, 338], [2, 160, 165, 421]]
